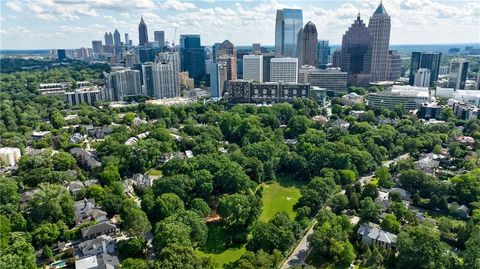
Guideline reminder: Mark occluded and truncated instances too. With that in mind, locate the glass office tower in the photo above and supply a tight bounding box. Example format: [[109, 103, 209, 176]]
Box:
[[275, 9, 303, 58]]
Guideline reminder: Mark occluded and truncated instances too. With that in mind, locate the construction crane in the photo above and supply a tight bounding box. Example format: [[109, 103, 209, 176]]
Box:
[[172, 27, 177, 47]]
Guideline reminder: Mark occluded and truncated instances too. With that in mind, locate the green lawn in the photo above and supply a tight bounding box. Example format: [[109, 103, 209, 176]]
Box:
[[197, 223, 247, 268], [198, 176, 304, 268], [146, 168, 162, 177]]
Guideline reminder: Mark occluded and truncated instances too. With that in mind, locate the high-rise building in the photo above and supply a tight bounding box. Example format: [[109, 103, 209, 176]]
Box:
[[297, 21, 318, 67], [368, 2, 391, 82], [252, 43, 261, 54], [243, 54, 264, 82], [386, 50, 401, 81], [438, 66, 450, 76], [65, 86, 109, 106], [298, 66, 348, 95], [125, 33, 130, 45], [275, 9, 303, 57], [414, 68, 431, 87], [211, 43, 221, 63], [409, 52, 442, 86], [106, 67, 142, 101], [154, 31, 165, 47], [270, 57, 298, 83], [104, 32, 113, 46], [332, 49, 342, 68], [180, 35, 206, 85], [92, 41, 103, 55], [142, 62, 154, 97], [209, 62, 228, 98], [138, 17, 149, 46], [151, 52, 181, 99], [262, 53, 275, 82], [57, 49, 67, 60], [226, 80, 310, 104], [448, 58, 469, 90], [113, 29, 121, 46], [340, 13, 372, 87], [476, 73, 480, 90], [124, 52, 139, 68], [317, 40, 330, 69], [216, 40, 237, 81]]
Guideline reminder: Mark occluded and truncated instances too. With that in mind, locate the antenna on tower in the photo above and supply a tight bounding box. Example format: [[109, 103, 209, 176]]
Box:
[[172, 27, 177, 47]]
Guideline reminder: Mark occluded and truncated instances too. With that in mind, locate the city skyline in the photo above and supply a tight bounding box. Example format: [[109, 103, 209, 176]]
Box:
[[1, 0, 479, 50]]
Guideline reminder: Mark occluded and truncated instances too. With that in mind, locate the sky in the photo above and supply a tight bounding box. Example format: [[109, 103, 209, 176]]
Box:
[[1, 0, 479, 50]]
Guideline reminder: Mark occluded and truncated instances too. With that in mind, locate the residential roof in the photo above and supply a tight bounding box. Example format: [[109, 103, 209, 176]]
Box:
[[81, 222, 116, 238], [75, 255, 98, 269], [357, 224, 397, 244]]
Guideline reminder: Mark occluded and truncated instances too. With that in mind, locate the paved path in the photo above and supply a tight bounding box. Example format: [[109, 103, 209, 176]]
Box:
[[280, 219, 317, 269]]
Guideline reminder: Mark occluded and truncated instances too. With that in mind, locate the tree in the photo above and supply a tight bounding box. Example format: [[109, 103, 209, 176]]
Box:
[[189, 198, 211, 218], [376, 166, 393, 188], [217, 193, 261, 230], [224, 250, 283, 269], [121, 258, 148, 269], [152, 243, 212, 269], [464, 225, 480, 268], [359, 197, 381, 223], [32, 223, 61, 247], [0, 177, 20, 205], [329, 194, 348, 214], [164, 211, 208, 248], [338, 169, 356, 185], [154, 221, 191, 253], [0, 236, 36, 269], [117, 237, 146, 260], [361, 183, 379, 200], [123, 112, 136, 125], [380, 214, 400, 234], [152, 193, 185, 221], [247, 212, 297, 253], [397, 226, 450, 269], [389, 201, 407, 221], [295, 177, 336, 215], [30, 183, 74, 225], [120, 199, 152, 237], [51, 152, 76, 171], [99, 164, 121, 185]]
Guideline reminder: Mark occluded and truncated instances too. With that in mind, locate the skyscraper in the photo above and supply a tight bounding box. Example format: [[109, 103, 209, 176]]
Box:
[[340, 13, 372, 87], [414, 68, 431, 87], [297, 21, 318, 67], [252, 43, 261, 54], [180, 35, 206, 85], [91, 41, 103, 54], [113, 29, 121, 46], [125, 33, 130, 45], [317, 40, 330, 69], [152, 52, 180, 99], [138, 17, 149, 46], [386, 50, 401, 81], [142, 62, 154, 97], [368, 1, 391, 81], [448, 58, 469, 89], [270, 58, 298, 83], [104, 32, 113, 46], [154, 31, 165, 47], [262, 53, 275, 82], [409, 52, 442, 86], [243, 54, 263, 82], [216, 40, 237, 81], [275, 9, 303, 57]]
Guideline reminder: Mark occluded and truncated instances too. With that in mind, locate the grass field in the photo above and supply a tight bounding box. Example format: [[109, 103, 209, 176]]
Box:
[[198, 176, 304, 268], [146, 168, 162, 177], [259, 180, 302, 222]]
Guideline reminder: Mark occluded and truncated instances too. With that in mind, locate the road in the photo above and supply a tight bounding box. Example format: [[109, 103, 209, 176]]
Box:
[[281, 153, 409, 268], [280, 219, 317, 269]]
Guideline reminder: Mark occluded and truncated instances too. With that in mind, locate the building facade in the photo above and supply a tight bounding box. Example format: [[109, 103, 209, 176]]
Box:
[[104, 32, 113, 46], [386, 50, 401, 81], [448, 58, 469, 90], [317, 40, 330, 69], [209, 62, 228, 98], [180, 35, 206, 85], [106, 67, 142, 101], [262, 53, 275, 82], [414, 68, 432, 87], [142, 62, 154, 97], [298, 67, 348, 95], [340, 14, 372, 87], [368, 2, 391, 82], [154, 31, 165, 47], [270, 57, 298, 83], [65, 86, 108, 106], [243, 54, 264, 82], [113, 29, 121, 46], [275, 9, 303, 57], [226, 80, 310, 104], [409, 52, 442, 86], [151, 52, 181, 99]]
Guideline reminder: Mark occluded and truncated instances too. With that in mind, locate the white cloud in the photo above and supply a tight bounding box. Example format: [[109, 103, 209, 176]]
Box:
[[5, 1, 22, 12], [163, 0, 196, 11]]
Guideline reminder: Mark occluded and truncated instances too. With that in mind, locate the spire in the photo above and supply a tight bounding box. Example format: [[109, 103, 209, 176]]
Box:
[[374, 1, 388, 15], [357, 12, 361, 21]]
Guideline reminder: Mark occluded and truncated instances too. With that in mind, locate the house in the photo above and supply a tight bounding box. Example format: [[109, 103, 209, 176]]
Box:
[[81, 222, 117, 240], [330, 119, 350, 129], [70, 148, 101, 170], [124, 137, 138, 145], [75, 254, 119, 269], [415, 157, 439, 174], [185, 150, 194, 159], [349, 110, 365, 119], [86, 125, 113, 139], [78, 235, 115, 256], [159, 153, 174, 164], [70, 133, 85, 144], [357, 224, 397, 249], [389, 187, 411, 202], [31, 131, 51, 141], [284, 139, 298, 145], [20, 189, 39, 207], [450, 204, 471, 219], [130, 173, 155, 188], [68, 181, 85, 199], [74, 198, 108, 225], [311, 115, 328, 124]]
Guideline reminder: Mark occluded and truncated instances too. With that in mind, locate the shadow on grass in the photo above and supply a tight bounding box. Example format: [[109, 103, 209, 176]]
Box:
[[276, 173, 308, 188], [200, 223, 245, 254]]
